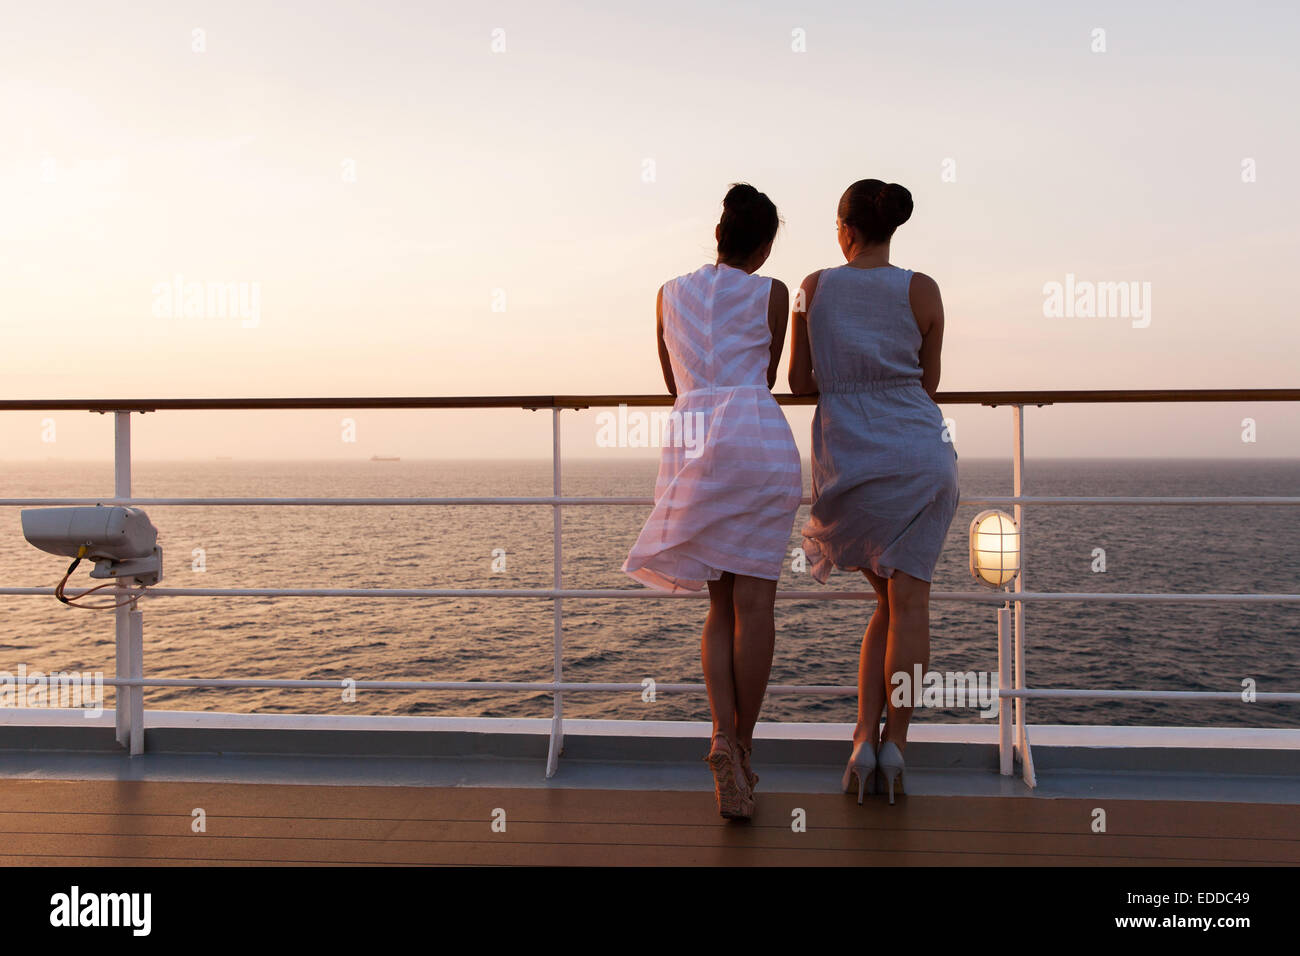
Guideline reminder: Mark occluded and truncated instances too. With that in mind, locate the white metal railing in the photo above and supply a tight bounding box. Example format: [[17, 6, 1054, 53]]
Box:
[[2, 392, 1298, 786]]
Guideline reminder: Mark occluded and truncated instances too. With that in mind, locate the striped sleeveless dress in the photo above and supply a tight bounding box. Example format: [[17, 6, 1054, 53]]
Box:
[[623, 263, 802, 591]]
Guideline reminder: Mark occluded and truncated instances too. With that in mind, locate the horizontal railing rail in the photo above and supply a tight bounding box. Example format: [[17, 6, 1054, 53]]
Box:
[[0, 387, 1297, 412], [3, 586, 1297, 603], [31, 677, 1300, 705], [1, 389, 1297, 784], [3, 496, 1300, 507]]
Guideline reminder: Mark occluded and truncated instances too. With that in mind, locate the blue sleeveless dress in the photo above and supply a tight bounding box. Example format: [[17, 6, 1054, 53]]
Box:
[[800, 265, 959, 583]]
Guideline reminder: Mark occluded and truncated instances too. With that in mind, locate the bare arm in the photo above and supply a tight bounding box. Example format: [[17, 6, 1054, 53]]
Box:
[[655, 285, 676, 396], [787, 270, 821, 395], [909, 272, 945, 399], [765, 279, 790, 389]]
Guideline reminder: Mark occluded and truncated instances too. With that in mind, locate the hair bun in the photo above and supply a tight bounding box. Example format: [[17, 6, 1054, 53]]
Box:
[[878, 183, 914, 229], [838, 179, 913, 244], [723, 182, 761, 209]]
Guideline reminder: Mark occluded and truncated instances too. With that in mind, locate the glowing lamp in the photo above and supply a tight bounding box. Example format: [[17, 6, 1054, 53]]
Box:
[[969, 510, 1020, 588]]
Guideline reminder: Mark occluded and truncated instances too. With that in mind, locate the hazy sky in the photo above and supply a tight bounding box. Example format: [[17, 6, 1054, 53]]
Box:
[[2, 0, 1297, 460]]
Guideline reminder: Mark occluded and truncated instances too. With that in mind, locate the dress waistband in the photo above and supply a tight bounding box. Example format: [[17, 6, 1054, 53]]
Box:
[[676, 384, 770, 398], [817, 377, 922, 394]]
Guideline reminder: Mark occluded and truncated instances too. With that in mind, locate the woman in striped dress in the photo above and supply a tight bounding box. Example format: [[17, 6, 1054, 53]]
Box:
[[623, 183, 802, 820]]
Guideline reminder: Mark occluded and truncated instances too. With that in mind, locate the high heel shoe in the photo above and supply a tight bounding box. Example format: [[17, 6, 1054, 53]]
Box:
[[840, 740, 877, 805], [736, 739, 758, 793], [705, 733, 753, 820], [876, 740, 906, 805]]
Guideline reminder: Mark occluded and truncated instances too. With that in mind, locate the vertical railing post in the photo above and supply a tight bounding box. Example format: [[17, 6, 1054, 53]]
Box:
[[112, 410, 134, 751], [1011, 405, 1036, 786], [997, 602, 1012, 775], [545, 407, 564, 777], [129, 608, 144, 754]]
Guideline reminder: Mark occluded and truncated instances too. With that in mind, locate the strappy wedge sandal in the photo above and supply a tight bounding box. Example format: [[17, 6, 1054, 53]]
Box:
[[705, 732, 754, 820]]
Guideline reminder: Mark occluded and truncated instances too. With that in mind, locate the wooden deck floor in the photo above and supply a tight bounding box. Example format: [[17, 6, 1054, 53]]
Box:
[[1, 778, 1296, 865]]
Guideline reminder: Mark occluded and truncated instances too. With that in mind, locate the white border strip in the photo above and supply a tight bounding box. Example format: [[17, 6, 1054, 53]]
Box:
[[1, 708, 1297, 750]]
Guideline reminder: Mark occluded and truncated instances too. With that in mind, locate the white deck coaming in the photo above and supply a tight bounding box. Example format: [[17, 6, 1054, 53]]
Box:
[[1, 707, 1297, 750]]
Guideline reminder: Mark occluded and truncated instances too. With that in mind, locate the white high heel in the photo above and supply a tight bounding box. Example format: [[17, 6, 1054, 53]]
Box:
[[876, 741, 906, 805], [840, 740, 877, 804]]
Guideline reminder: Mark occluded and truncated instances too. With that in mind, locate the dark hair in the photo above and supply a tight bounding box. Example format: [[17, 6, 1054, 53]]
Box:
[[717, 182, 780, 261], [838, 179, 913, 244]]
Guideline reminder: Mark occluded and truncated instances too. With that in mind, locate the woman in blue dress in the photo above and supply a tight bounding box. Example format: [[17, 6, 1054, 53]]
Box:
[[787, 179, 959, 804]]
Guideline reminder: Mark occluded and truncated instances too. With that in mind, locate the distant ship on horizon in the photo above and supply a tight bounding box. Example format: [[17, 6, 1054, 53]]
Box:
[[370, 455, 401, 461]]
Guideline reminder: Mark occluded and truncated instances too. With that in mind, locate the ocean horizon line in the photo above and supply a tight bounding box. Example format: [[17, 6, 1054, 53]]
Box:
[[3, 455, 1298, 464]]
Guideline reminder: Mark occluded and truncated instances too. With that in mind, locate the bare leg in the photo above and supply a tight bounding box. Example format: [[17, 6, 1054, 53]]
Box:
[[855, 569, 890, 749], [703, 574, 738, 745], [882, 570, 931, 753], [731, 574, 777, 750]]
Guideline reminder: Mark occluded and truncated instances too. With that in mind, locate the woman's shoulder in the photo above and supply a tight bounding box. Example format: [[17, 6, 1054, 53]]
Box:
[[801, 266, 833, 290], [801, 265, 843, 302], [665, 264, 705, 286], [712, 264, 782, 303], [661, 265, 703, 301], [668, 262, 741, 292], [837, 264, 919, 293]]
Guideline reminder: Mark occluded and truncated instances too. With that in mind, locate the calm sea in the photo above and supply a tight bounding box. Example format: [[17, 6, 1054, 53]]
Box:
[[1, 458, 1297, 728]]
